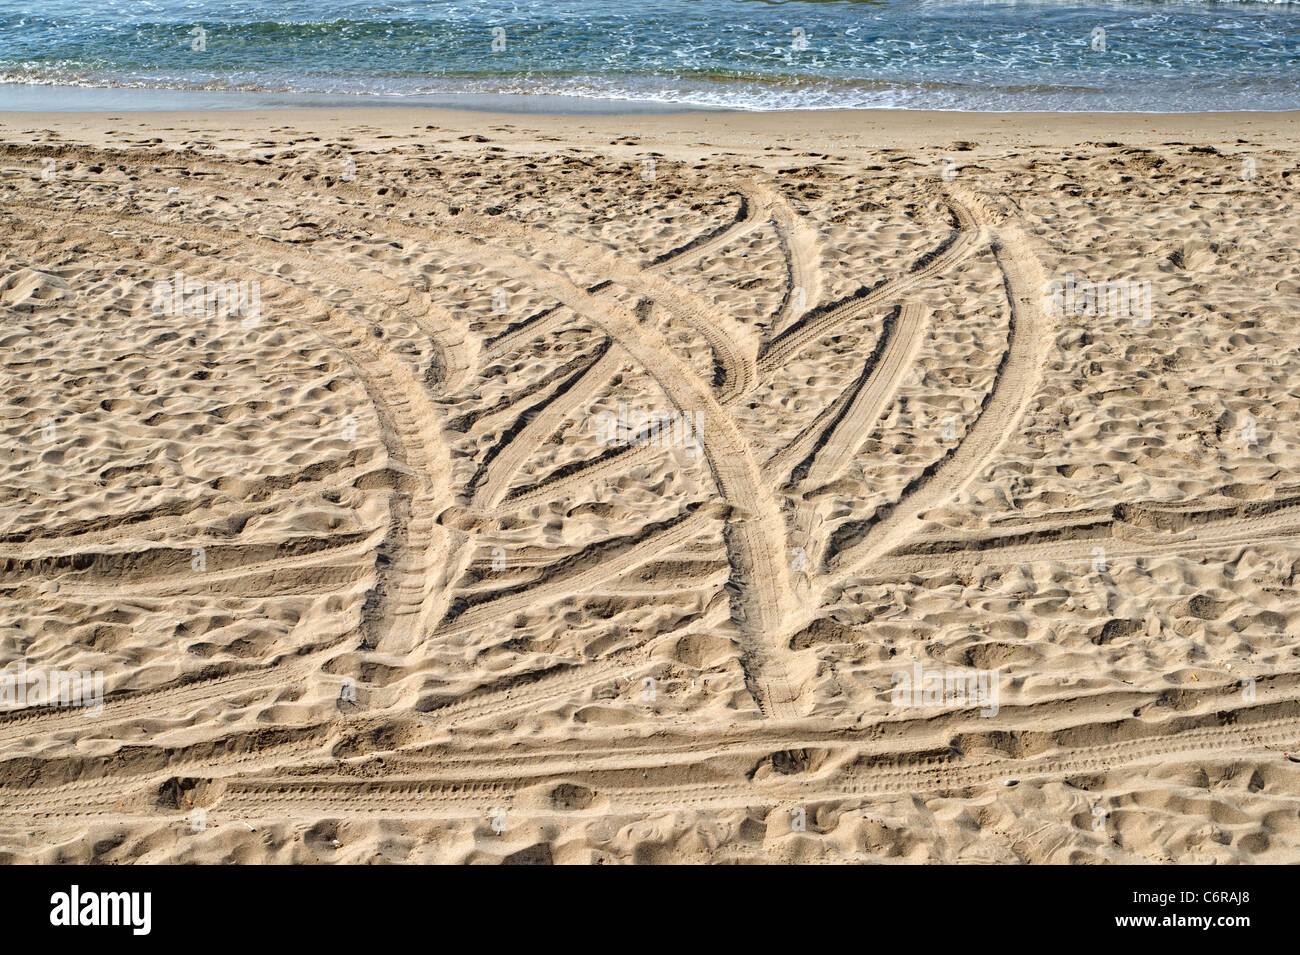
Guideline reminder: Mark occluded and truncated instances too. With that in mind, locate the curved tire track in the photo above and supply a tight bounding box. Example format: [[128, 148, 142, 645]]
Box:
[[758, 191, 984, 376], [829, 204, 1050, 577]]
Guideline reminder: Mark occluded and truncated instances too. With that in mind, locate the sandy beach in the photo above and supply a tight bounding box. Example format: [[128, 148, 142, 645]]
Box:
[[2, 106, 1299, 863]]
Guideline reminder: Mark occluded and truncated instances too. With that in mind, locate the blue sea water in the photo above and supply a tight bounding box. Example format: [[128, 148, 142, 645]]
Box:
[[0, 0, 1296, 112]]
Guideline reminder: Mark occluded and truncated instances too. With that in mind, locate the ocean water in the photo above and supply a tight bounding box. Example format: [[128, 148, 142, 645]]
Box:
[[0, 0, 1296, 112]]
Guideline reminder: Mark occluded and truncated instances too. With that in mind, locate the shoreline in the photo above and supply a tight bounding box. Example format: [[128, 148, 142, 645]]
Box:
[[4, 84, 1300, 117], [5, 108, 1300, 155]]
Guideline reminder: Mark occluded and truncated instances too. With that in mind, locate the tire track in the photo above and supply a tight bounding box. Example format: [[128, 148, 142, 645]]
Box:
[[869, 503, 1300, 578], [45, 537, 376, 600], [11, 673, 1295, 820], [484, 180, 770, 391], [0, 724, 343, 818], [418, 654, 647, 729], [885, 489, 1300, 562], [750, 181, 822, 339], [463, 327, 608, 436], [434, 504, 719, 639], [1, 529, 372, 586], [764, 302, 929, 484], [0, 613, 358, 751], [9, 147, 1187, 843], [330, 205, 798, 716], [0, 455, 370, 557], [174, 703, 1300, 819], [471, 342, 620, 509], [0, 160, 476, 395], [758, 190, 984, 376], [26, 155, 756, 405], [597, 719, 1300, 813], [829, 204, 1050, 577], [778, 303, 932, 575], [485, 290, 608, 360], [6, 204, 459, 659], [488, 441, 663, 514], [326, 669, 1300, 778], [68, 155, 759, 402], [645, 189, 762, 272]]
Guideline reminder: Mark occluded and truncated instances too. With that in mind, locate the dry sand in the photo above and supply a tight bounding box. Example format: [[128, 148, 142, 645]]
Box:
[[1, 107, 1299, 863]]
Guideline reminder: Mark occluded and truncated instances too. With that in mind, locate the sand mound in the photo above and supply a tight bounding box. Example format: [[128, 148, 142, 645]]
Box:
[[0, 266, 71, 308]]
